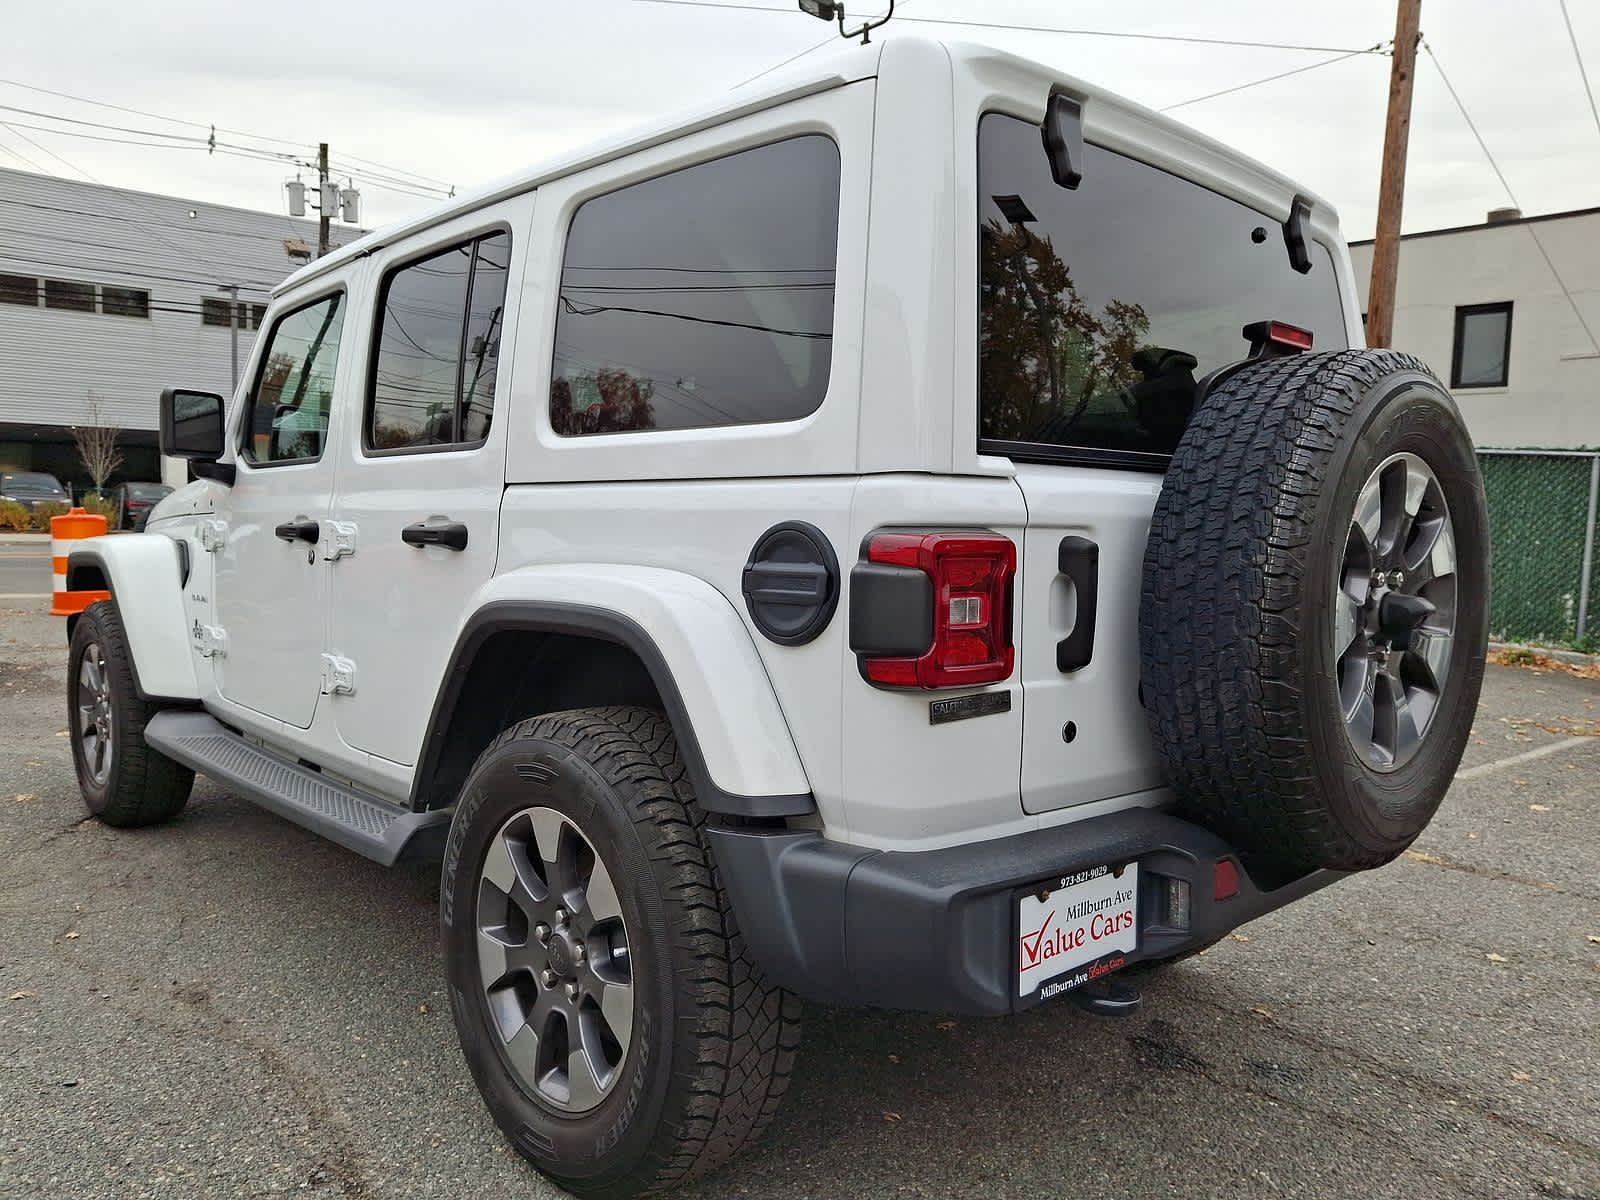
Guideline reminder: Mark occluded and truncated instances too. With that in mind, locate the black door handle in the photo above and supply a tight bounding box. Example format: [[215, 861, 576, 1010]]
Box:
[[1057, 535, 1099, 673], [274, 518, 320, 544], [401, 518, 469, 551]]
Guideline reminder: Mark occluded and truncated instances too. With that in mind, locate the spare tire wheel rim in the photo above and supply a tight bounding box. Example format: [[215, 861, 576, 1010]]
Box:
[[1335, 450, 1457, 772], [474, 806, 634, 1114]]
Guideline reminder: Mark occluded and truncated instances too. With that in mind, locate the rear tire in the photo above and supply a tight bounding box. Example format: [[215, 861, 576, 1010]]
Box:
[[67, 601, 194, 827], [1140, 350, 1488, 877], [440, 706, 801, 1199]]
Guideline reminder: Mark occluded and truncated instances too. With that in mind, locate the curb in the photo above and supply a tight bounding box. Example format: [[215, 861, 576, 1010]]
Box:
[[1489, 641, 1600, 669]]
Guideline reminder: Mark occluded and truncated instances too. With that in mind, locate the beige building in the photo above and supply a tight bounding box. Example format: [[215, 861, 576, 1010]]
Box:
[[1349, 206, 1600, 449]]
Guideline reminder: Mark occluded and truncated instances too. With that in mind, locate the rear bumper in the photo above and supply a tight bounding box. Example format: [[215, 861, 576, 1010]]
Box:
[[708, 809, 1344, 1016]]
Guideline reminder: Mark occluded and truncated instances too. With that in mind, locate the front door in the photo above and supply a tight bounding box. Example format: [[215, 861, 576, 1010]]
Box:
[[212, 287, 350, 729], [324, 210, 524, 765]]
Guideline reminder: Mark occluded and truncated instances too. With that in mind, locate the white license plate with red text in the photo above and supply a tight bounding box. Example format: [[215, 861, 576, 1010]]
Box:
[[1016, 863, 1138, 1000]]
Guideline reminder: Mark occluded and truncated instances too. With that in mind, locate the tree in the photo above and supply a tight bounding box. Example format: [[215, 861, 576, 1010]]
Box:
[[71, 391, 123, 497], [978, 219, 1150, 443]]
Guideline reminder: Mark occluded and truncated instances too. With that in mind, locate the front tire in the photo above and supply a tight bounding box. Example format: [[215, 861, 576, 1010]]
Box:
[[67, 601, 194, 827], [441, 706, 801, 1199]]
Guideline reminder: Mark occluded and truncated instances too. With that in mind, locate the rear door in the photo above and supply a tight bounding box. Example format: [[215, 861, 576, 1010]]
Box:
[[323, 203, 527, 766], [975, 111, 1350, 814]]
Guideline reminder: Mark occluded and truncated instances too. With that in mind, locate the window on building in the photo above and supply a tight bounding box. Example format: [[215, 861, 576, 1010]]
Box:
[[44, 279, 95, 313], [242, 292, 345, 464], [550, 135, 840, 436], [101, 286, 150, 318], [1452, 302, 1512, 388], [367, 231, 510, 451], [250, 303, 266, 330], [0, 274, 38, 306], [201, 296, 235, 327]]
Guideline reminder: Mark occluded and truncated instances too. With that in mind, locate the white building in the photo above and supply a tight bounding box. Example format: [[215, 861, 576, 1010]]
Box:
[[0, 166, 360, 487], [1349, 207, 1600, 450]]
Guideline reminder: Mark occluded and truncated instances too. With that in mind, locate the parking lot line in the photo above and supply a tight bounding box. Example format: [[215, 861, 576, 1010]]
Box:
[[0, 593, 49, 600], [1454, 735, 1591, 781]]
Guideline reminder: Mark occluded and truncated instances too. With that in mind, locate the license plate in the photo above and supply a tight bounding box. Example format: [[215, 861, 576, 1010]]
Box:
[[1016, 863, 1138, 1000]]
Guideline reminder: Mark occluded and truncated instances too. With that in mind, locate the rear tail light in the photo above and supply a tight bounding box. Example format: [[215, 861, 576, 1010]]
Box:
[[857, 531, 1015, 689]]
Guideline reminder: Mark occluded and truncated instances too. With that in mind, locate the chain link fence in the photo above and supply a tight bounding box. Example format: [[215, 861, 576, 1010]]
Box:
[[1478, 449, 1600, 648]]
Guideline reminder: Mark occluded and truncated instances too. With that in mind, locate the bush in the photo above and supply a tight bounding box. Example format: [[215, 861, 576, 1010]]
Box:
[[79, 492, 119, 526], [29, 501, 70, 531], [0, 499, 29, 532]]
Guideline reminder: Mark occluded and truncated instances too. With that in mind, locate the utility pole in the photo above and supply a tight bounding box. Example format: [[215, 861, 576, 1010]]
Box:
[[218, 284, 240, 392], [317, 141, 331, 259], [1366, 0, 1422, 349]]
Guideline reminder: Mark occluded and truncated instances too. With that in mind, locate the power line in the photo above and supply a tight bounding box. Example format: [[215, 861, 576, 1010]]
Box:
[[1160, 43, 1388, 112], [638, 0, 1379, 55], [1558, 0, 1600, 144], [0, 222, 309, 282], [0, 119, 235, 267], [1422, 39, 1600, 356], [0, 195, 322, 247], [0, 76, 457, 194], [0, 131, 50, 174]]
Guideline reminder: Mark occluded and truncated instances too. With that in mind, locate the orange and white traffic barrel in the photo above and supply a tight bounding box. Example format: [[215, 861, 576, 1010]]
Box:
[[50, 506, 110, 616]]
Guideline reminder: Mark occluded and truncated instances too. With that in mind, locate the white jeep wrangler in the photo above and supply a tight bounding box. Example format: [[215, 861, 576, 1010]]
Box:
[[64, 35, 1486, 1199]]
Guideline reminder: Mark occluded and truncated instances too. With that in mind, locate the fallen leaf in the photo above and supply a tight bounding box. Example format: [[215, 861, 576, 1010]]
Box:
[[1585, 935, 1600, 946], [1251, 1006, 1274, 1020], [1405, 849, 1444, 865], [64, 931, 80, 940], [14, 794, 35, 804], [883, 1111, 901, 1123], [1485, 952, 1507, 963], [54, 730, 68, 737], [935, 1020, 957, 1032], [8, 991, 31, 1001], [887, 1053, 901, 1064], [1511, 1071, 1533, 1083], [1529, 804, 1551, 813], [1231, 933, 1250, 943], [417, 1003, 429, 1015]]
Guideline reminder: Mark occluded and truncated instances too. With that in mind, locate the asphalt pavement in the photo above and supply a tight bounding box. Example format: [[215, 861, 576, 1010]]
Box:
[[0, 539, 50, 601], [1, 602, 1597, 1200]]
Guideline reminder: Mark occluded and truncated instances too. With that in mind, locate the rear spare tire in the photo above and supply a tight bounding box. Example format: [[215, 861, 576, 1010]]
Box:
[[1139, 349, 1488, 878]]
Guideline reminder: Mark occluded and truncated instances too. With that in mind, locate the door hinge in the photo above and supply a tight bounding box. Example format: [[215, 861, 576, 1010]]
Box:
[[198, 519, 227, 553], [320, 653, 357, 696], [192, 621, 228, 658], [322, 520, 358, 561]]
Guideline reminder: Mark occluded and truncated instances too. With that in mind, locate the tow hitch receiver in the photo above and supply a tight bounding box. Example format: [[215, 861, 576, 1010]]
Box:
[[1067, 978, 1142, 1017]]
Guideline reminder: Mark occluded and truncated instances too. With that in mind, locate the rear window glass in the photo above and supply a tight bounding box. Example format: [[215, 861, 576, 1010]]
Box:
[[978, 112, 1347, 464], [550, 135, 840, 436]]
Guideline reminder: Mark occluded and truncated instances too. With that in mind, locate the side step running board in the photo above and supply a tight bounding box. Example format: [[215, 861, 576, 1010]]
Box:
[[144, 711, 452, 865]]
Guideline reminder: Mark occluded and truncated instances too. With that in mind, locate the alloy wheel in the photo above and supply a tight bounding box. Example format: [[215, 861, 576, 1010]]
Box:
[[1334, 452, 1458, 772], [76, 641, 114, 786], [475, 806, 634, 1114]]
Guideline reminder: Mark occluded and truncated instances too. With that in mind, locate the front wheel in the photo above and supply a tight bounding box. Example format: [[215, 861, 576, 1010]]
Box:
[[440, 706, 801, 1199], [67, 601, 194, 827]]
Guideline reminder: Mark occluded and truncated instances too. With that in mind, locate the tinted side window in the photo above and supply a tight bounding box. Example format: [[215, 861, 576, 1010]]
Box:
[[243, 293, 345, 464], [978, 113, 1347, 461], [550, 136, 840, 436], [368, 231, 509, 450]]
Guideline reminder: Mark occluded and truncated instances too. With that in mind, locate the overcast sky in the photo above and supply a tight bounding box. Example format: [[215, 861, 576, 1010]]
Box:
[[4, 0, 1596, 242]]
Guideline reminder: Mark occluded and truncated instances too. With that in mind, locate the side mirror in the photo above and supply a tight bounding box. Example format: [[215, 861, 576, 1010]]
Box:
[[159, 388, 235, 485]]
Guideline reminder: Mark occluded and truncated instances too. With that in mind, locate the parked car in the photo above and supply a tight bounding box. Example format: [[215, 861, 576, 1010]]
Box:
[[61, 35, 1489, 1200], [115, 482, 173, 531], [0, 470, 69, 511]]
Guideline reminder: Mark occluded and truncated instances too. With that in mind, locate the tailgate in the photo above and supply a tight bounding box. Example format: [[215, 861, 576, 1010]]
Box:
[[1013, 462, 1166, 813]]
